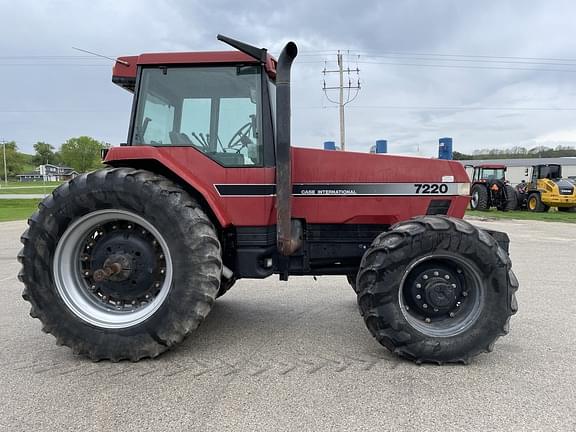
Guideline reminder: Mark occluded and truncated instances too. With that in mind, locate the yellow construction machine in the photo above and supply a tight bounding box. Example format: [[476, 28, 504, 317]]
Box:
[[525, 164, 576, 212]]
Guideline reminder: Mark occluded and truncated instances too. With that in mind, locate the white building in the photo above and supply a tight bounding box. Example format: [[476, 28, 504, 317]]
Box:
[[17, 164, 79, 182]]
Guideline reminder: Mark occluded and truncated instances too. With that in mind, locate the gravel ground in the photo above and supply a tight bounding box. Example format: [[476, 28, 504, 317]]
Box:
[[0, 218, 575, 431]]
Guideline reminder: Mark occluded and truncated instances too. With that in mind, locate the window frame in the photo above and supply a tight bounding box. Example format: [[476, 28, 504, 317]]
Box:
[[128, 63, 276, 168]]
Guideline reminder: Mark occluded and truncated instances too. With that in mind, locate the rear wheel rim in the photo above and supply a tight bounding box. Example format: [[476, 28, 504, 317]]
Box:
[[529, 197, 537, 210], [398, 254, 484, 337], [53, 210, 173, 329]]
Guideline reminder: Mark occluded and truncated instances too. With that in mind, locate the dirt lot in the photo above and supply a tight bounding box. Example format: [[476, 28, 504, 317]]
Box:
[[0, 218, 574, 431]]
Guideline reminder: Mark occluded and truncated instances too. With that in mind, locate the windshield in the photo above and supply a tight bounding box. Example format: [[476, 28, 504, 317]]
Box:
[[132, 65, 263, 166], [479, 168, 505, 181]]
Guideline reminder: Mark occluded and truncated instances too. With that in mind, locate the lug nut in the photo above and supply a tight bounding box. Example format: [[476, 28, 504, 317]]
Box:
[[127, 224, 132, 229], [422, 303, 428, 309], [159, 254, 164, 259], [444, 275, 450, 280], [416, 283, 422, 289], [434, 308, 439, 312], [449, 312, 456, 318], [112, 225, 117, 230], [451, 283, 457, 288], [84, 271, 90, 277], [425, 318, 431, 323], [160, 268, 165, 275], [457, 268, 462, 274], [462, 291, 468, 297], [90, 285, 96, 290], [154, 282, 161, 288], [433, 271, 439, 277], [416, 294, 422, 300], [423, 275, 429, 280]]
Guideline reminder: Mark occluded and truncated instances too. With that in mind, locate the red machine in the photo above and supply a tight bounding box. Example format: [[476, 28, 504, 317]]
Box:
[[18, 35, 518, 364], [468, 164, 517, 211]]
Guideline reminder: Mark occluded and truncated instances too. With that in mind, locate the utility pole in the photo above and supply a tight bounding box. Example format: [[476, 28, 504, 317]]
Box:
[[323, 51, 361, 151], [338, 53, 345, 151], [1, 140, 7, 185]]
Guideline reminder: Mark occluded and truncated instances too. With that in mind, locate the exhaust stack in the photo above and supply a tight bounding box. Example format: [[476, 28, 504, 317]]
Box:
[[275, 42, 301, 256]]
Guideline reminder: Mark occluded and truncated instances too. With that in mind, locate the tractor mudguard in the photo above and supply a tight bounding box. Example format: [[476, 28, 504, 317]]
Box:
[[482, 229, 510, 254], [103, 146, 232, 227]]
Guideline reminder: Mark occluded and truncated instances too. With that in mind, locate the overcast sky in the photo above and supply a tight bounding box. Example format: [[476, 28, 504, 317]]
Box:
[[2, 0, 576, 156]]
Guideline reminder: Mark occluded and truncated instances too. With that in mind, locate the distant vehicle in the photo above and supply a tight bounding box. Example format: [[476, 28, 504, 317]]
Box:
[[524, 164, 576, 212], [468, 164, 517, 211]]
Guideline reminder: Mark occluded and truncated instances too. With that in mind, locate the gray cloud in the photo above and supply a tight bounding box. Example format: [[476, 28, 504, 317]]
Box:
[[1, 0, 576, 156]]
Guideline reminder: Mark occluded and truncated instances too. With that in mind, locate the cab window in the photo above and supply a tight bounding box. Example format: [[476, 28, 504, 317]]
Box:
[[132, 65, 262, 167]]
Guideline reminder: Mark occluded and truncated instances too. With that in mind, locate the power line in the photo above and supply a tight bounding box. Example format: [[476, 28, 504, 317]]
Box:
[[303, 48, 576, 63], [293, 105, 576, 112], [355, 60, 576, 73], [356, 55, 576, 68], [350, 50, 576, 63]]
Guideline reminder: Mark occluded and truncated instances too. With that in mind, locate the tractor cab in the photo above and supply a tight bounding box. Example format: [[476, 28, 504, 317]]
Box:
[[112, 40, 277, 168], [471, 164, 507, 183], [530, 164, 562, 184]]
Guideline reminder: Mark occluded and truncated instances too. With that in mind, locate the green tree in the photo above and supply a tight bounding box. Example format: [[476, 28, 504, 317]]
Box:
[[0, 141, 26, 179], [32, 142, 59, 165], [59, 136, 104, 173]]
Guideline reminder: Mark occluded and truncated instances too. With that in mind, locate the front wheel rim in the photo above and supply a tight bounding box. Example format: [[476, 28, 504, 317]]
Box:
[[53, 210, 173, 329], [399, 254, 484, 338], [471, 191, 479, 209]]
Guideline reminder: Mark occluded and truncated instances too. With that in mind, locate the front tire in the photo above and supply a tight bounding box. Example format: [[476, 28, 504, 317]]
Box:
[[527, 193, 549, 212], [470, 184, 489, 210], [19, 168, 222, 361], [356, 216, 518, 364]]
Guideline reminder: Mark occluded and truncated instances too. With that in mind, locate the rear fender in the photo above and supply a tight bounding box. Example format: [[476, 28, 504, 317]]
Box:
[[483, 229, 510, 254], [103, 147, 230, 228]]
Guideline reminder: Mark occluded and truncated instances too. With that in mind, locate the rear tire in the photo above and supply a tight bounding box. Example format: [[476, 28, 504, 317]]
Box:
[[499, 185, 517, 211], [527, 193, 549, 212], [470, 184, 489, 210], [356, 216, 518, 364], [19, 168, 222, 361], [217, 277, 236, 298], [347, 274, 359, 293]]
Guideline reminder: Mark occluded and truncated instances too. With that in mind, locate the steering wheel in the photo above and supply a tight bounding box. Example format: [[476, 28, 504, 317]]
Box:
[[227, 122, 253, 152]]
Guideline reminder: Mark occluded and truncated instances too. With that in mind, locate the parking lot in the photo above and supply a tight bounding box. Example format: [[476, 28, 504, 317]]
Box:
[[0, 217, 575, 431]]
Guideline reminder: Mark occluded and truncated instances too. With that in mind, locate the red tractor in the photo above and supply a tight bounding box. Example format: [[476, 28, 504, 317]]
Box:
[[468, 164, 517, 211], [18, 36, 518, 364]]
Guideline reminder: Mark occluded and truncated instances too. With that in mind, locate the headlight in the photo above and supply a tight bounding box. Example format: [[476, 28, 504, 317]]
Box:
[[458, 183, 470, 196]]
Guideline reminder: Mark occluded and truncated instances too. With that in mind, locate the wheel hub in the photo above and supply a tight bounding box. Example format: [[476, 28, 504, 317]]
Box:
[[406, 265, 465, 319], [93, 255, 131, 282], [79, 220, 167, 310], [424, 279, 457, 310]]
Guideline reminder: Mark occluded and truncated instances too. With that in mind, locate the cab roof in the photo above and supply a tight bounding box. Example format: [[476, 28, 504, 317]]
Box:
[[112, 51, 277, 92], [476, 164, 506, 169]]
